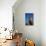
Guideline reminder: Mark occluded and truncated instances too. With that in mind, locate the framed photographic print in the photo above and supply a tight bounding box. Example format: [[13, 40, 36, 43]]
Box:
[[25, 13, 34, 25]]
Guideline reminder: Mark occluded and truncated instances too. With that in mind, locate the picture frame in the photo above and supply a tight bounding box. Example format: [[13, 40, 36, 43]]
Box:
[[25, 13, 34, 25]]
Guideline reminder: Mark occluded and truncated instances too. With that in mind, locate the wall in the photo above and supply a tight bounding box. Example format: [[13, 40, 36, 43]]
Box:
[[41, 0, 46, 46], [0, 0, 16, 30], [13, 0, 41, 46], [0, 0, 16, 38]]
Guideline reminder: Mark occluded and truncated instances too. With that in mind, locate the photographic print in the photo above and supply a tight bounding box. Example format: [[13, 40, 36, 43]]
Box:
[[25, 13, 34, 25]]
